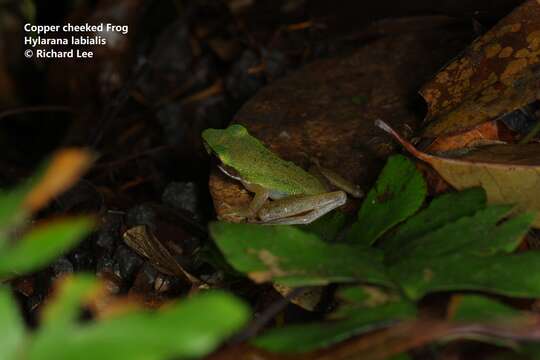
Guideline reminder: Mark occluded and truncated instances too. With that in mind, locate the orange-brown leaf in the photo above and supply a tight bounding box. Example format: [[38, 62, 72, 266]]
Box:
[[421, 0, 540, 137], [23, 148, 94, 213]]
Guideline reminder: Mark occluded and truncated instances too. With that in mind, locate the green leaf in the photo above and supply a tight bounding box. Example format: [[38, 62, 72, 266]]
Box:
[[253, 287, 415, 353], [447, 296, 525, 350], [29, 290, 249, 360], [382, 187, 486, 252], [299, 211, 347, 242], [0, 286, 26, 360], [41, 275, 100, 330], [346, 155, 426, 245], [0, 159, 49, 235], [386, 207, 530, 264], [0, 185, 31, 242], [449, 295, 521, 322], [391, 250, 540, 300], [332, 286, 407, 318], [0, 217, 94, 277], [210, 222, 391, 287]]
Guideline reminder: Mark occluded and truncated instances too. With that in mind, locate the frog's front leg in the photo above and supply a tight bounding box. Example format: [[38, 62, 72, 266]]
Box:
[[257, 191, 346, 225], [223, 183, 270, 221]]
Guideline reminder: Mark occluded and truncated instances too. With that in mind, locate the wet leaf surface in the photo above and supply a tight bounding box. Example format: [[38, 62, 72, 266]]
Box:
[[421, 0, 540, 137], [378, 119, 540, 227]]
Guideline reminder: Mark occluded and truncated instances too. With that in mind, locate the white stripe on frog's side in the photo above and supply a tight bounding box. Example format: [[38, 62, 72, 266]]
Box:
[[218, 163, 288, 200], [218, 164, 243, 181]]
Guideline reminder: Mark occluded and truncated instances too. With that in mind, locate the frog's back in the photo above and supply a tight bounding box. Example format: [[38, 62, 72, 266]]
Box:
[[202, 125, 325, 195]]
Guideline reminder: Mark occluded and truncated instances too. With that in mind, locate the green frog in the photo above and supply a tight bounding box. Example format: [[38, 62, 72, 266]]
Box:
[[202, 124, 362, 225]]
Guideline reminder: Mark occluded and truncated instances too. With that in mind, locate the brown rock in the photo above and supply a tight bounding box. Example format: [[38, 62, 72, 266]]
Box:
[[210, 19, 472, 221]]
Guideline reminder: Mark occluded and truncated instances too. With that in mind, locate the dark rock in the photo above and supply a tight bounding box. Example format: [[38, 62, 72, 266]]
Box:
[[114, 244, 144, 282], [162, 181, 203, 221], [225, 50, 264, 105]]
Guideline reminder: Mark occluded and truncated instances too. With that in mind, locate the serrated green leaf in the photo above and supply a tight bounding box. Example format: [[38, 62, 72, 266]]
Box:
[[210, 222, 391, 287], [382, 187, 486, 252], [346, 155, 426, 245], [0, 217, 94, 277], [29, 290, 249, 360], [391, 250, 540, 300], [0, 286, 26, 360], [386, 208, 530, 264], [253, 288, 415, 353]]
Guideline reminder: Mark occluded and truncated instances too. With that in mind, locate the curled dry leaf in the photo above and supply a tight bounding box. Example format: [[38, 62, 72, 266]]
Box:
[[425, 121, 507, 153], [123, 225, 200, 287], [421, 0, 540, 137], [23, 148, 95, 213], [376, 119, 540, 227]]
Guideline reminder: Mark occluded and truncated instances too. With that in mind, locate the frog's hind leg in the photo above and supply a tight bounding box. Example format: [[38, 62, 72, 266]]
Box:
[[310, 160, 363, 198], [258, 191, 346, 225]]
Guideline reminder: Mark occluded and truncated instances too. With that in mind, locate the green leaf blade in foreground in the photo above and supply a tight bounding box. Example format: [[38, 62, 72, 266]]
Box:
[[29, 288, 249, 360], [0, 217, 94, 278], [253, 303, 412, 353], [253, 286, 415, 353], [346, 155, 426, 245], [41, 275, 100, 330], [0, 287, 26, 360], [0, 185, 31, 245], [210, 222, 391, 287]]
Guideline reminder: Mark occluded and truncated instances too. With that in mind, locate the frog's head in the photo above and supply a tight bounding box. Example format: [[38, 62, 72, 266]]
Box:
[[201, 124, 248, 164]]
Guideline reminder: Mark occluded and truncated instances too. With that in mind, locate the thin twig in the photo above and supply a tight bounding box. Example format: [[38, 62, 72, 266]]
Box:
[[229, 287, 308, 344], [0, 105, 72, 120]]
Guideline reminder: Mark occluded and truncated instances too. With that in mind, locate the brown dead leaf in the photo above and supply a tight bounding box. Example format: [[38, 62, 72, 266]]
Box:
[[123, 225, 200, 286], [23, 148, 94, 213], [377, 119, 540, 226], [272, 284, 323, 312], [421, 0, 540, 137], [425, 121, 505, 153]]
